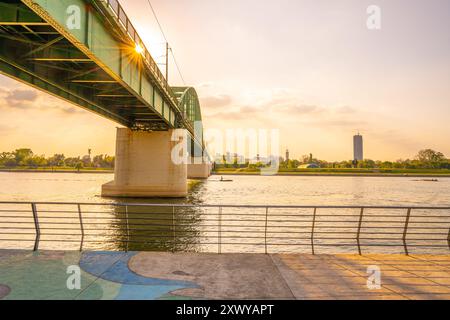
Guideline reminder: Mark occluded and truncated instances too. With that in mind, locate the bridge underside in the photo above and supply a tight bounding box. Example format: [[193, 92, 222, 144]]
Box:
[[0, 0, 210, 197], [0, 0, 174, 130]]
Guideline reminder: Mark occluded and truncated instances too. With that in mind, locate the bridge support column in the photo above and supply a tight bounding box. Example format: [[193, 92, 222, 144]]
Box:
[[187, 158, 212, 179], [102, 128, 187, 198]]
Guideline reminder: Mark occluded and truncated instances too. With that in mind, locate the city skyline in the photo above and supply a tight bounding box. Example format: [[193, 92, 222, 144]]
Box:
[[0, 0, 449, 161]]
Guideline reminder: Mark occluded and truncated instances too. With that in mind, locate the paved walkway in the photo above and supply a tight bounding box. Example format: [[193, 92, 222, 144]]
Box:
[[0, 250, 449, 300]]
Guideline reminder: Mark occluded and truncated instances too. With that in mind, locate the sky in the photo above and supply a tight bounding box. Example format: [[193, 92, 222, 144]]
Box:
[[0, 0, 449, 161]]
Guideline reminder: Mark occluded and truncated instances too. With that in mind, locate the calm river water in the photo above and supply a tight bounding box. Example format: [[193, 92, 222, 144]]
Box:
[[0, 172, 449, 254], [1, 172, 450, 205]]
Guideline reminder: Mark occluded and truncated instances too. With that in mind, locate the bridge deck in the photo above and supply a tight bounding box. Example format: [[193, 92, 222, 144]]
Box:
[[1, 250, 449, 300]]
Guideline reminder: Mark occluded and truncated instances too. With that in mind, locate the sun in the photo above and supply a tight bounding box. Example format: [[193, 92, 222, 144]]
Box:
[[135, 43, 144, 54]]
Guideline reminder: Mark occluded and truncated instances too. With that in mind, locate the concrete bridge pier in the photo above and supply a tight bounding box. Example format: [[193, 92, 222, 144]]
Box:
[[102, 128, 187, 198], [188, 158, 212, 179]]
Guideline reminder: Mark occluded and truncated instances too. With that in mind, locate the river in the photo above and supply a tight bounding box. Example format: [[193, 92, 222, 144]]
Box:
[[1, 172, 449, 205], [0, 172, 449, 254]]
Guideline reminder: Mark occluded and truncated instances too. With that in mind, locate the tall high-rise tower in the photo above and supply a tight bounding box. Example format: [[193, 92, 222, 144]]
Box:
[[285, 149, 290, 162], [353, 133, 363, 161]]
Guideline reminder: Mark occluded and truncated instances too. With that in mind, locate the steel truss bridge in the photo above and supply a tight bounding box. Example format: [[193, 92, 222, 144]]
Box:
[[0, 0, 205, 153]]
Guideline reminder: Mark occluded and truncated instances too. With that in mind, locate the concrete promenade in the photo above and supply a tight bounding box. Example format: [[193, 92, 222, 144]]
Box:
[[1, 250, 450, 300]]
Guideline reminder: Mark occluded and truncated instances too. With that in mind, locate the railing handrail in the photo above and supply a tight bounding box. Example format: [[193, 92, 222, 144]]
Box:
[[1, 202, 449, 255], [0, 201, 449, 210]]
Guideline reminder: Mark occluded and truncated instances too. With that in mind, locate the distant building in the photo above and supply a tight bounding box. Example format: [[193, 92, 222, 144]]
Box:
[[285, 149, 290, 162], [353, 133, 363, 161], [233, 153, 245, 164]]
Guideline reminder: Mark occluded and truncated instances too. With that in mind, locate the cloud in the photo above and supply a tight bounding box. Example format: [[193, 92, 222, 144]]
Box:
[[239, 106, 260, 114], [0, 123, 17, 134], [201, 94, 232, 110], [308, 119, 368, 127], [205, 97, 323, 122], [335, 106, 356, 114], [207, 106, 259, 121], [59, 105, 83, 114], [0, 86, 83, 115], [0, 87, 8, 97], [366, 128, 421, 151], [207, 111, 250, 122], [204, 99, 370, 134], [195, 82, 214, 88], [273, 104, 322, 115], [4, 89, 38, 108], [199, 88, 373, 135]]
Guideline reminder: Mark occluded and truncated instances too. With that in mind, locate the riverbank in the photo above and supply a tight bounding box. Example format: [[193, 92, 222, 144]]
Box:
[[213, 168, 450, 177], [2, 167, 450, 178], [0, 168, 113, 174]]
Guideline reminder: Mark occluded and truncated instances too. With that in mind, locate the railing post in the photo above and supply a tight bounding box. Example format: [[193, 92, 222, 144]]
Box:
[[218, 206, 222, 254], [172, 206, 176, 253], [78, 204, 84, 252], [117, 5, 121, 23], [115, 2, 120, 23], [264, 207, 269, 255], [447, 226, 450, 251], [356, 207, 364, 255], [31, 203, 40, 251], [311, 207, 316, 255], [125, 205, 130, 252], [403, 208, 412, 255]]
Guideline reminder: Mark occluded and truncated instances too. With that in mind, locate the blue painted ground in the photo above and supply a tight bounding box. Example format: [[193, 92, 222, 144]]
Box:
[[79, 251, 198, 300], [0, 251, 198, 300]]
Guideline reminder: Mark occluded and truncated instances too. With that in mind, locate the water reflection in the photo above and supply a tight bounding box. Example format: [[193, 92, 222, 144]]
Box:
[[109, 203, 205, 252]]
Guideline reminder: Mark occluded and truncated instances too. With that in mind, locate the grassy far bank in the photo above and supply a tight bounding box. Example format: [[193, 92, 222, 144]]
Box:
[[2, 166, 450, 176], [0, 166, 113, 173], [213, 167, 450, 176]]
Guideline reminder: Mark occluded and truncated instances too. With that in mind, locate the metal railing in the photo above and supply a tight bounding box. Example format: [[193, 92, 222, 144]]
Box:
[[0, 202, 450, 255]]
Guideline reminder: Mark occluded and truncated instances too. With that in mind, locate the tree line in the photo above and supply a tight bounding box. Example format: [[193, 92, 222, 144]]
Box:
[[0, 148, 114, 169], [284, 149, 450, 169], [218, 149, 450, 170], [2, 148, 448, 170]]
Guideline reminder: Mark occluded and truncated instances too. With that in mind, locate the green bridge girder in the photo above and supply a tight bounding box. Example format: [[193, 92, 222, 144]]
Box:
[[0, 0, 204, 150]]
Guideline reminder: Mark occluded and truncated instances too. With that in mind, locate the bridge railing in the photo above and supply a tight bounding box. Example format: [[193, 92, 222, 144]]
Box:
[[98, 0, 181, 114], [0, 202, 449, 255]]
